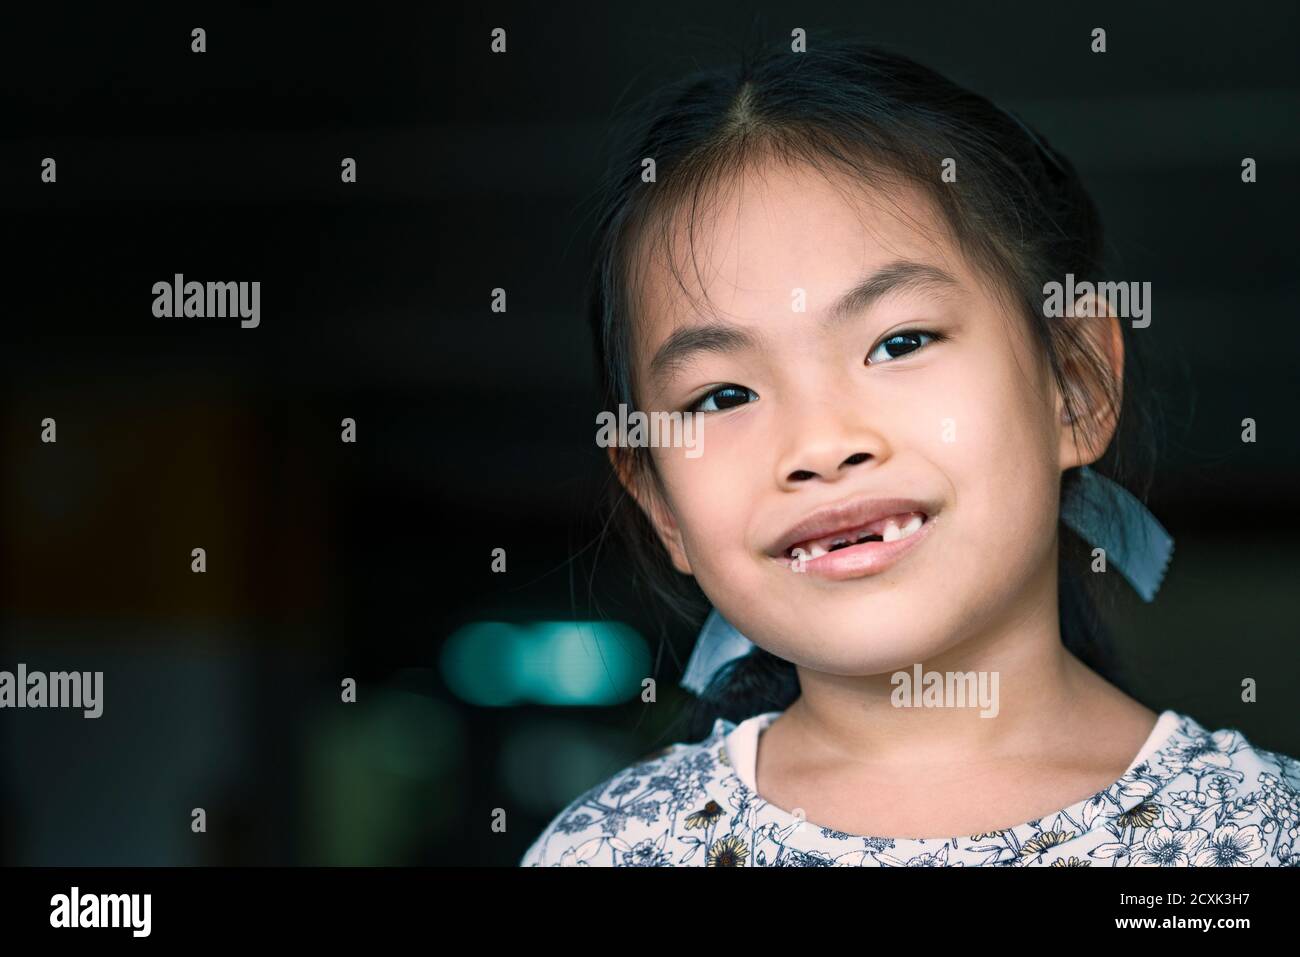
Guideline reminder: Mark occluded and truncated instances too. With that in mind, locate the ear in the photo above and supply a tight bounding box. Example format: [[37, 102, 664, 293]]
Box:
[[607, 446, 695, 575], [1056, 291, 1125, 470]]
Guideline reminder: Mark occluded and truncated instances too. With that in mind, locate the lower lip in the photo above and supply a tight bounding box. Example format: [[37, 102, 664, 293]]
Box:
[[777, 514, 937, 581]]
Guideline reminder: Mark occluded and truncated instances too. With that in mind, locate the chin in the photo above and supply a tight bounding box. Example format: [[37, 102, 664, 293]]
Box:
[[758, 610, 947, 674]]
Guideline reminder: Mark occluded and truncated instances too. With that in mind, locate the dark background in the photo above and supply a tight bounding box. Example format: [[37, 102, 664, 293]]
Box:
[[0, 2, 1296, 865]]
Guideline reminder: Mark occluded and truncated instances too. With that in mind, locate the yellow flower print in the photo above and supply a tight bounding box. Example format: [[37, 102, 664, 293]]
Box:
[[1019, 830, 1078, 858], [707, 834, 750, 866], [1116, 800, 1161, 829], [684, 800, 724, 830]]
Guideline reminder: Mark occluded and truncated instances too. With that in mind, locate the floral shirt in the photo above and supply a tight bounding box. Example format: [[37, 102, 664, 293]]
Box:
[[520, 709, 1300, 866]]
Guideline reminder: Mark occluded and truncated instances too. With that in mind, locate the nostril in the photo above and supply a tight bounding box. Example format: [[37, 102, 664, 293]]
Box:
[[842, 452, 871, 466]]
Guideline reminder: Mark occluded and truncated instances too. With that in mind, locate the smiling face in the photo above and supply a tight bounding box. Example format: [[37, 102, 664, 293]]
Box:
[[617, 157, 1120, 678]]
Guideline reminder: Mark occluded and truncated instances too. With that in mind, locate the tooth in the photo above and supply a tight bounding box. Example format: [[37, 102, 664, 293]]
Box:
[[808, 543, 828, 559], [882, 519, 902, 542], [900, 514, 923, 538]]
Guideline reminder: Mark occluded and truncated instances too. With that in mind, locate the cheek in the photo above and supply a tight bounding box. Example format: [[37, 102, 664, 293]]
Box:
[[653, 449, 752, 555], [919, 361, 1061, 549]]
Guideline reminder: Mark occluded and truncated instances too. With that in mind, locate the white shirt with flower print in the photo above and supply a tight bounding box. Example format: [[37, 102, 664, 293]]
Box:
[[521, 709, 1300, 867]]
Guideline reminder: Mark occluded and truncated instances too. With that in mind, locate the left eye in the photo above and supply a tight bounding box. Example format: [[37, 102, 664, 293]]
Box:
[[866, 330, 941, 364]]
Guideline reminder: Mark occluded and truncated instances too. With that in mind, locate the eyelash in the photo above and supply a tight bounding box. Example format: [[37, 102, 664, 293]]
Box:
[[867, 328, 949, 364], [683, 328, 948, 414]]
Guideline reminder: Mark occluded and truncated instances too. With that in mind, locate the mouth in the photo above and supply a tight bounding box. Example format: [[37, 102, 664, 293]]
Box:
[[780, 510, 929, 561], [765, 495, 940, 579]]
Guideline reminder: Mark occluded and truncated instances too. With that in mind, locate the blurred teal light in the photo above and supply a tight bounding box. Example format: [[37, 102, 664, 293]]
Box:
[[441, 620, 649, 706]]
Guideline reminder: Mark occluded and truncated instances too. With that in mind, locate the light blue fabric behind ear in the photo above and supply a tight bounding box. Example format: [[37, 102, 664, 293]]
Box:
[[680, 465, 1174, 695], [681, 607, 756, 696], [1058, 465, 1174, 603]]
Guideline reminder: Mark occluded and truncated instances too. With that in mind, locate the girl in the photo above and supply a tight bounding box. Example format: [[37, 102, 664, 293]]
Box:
[[522, 38, 1300, 867]]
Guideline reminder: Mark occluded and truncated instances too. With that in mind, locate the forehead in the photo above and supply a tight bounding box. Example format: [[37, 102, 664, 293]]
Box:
[[628, 158, 968, 357]]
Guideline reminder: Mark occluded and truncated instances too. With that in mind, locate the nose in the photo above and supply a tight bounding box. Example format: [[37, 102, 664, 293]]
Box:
[[774, 402, 888, 488]]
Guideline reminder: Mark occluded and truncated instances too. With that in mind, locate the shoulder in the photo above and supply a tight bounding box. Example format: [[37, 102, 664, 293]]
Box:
[[519, 719, 736, 867], [1151, 711, 1300, 867]]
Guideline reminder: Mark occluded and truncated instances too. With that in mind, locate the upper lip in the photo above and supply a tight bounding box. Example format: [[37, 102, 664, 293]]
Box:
[[767, 495, 938, 558]]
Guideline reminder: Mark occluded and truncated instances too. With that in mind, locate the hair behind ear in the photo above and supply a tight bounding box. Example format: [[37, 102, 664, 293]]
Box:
[[679, 646, 800, 741]]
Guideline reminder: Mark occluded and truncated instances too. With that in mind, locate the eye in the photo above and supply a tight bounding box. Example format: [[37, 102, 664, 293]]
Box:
[[866, 329, 946, 364], [688, 385, 757, 413]]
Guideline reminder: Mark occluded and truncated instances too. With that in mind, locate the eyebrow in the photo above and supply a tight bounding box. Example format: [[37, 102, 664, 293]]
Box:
[[825, 260, 961, 325], [646, 260, 962, 388]]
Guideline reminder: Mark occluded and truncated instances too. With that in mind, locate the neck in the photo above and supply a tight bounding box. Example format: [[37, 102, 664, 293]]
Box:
[[783, 554, 1106, 769]]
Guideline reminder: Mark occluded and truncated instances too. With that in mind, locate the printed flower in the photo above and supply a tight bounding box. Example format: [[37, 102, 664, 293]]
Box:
[[1167, 731, 1239, 778], [600, 807, 631, 836], [557, 836, 607, 867], [875, 845, 959, 867], [1258, 772, 1300, 822], [905, 850, 958, 867], [1019, 830, 1078, 860], [969, 846, 1020, 867], [1220, 795, 1260, 824], [684, 800, 724, 830], [707, 834, 750, 866], [555, 812, 593, 835], [818, 828, 856, 841], [774, 849, 837, 867], [1115, 800, 1161, 830], [620, 837, 672, 867], [628, 799, 663, 826], [1130, 825, 1207, 866], [608, 776, 640, 797], [1080, 792, 1112, 831], [1192, 823, 1265, 867], [1089, 842, 1133, 865], [1050, 856, 1091, 866], [1118, 778, 1159, 803], [1205, 775, 1237, 803], [1166, 788, 1209, 814]]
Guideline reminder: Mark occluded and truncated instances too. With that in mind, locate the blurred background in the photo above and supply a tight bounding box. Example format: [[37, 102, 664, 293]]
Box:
[[0, 2, 1296, 865]]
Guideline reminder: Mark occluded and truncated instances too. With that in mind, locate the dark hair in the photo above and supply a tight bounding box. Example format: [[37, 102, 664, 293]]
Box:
[[581, 36, 1165, 743]]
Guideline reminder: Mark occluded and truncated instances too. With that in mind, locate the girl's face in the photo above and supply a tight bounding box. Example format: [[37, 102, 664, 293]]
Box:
[[623, 159, 1118, 676]]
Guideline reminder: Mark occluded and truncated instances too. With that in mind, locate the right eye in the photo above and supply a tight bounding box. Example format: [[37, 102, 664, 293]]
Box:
[[688, 385, 757, 413]]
